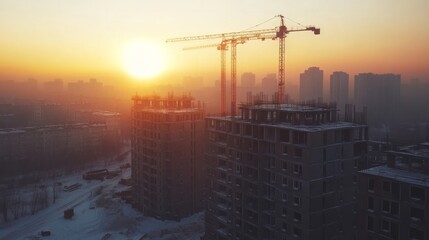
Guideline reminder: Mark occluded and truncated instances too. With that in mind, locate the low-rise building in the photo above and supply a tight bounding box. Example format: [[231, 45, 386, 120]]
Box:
[[0, 123, 109, 176]]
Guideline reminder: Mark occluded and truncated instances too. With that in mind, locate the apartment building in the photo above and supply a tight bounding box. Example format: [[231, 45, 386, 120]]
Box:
[[358, 143, 429, 240], [204, 103, 368, 240], [0, 123, 106, 175], [131, 94, 205, 220]]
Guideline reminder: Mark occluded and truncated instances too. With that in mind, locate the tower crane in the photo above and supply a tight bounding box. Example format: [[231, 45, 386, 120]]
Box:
[[168, 31, 274, 116], [166, 15, 320, 115], [275, 15, 320, 103], [182, 37, 266, 116]]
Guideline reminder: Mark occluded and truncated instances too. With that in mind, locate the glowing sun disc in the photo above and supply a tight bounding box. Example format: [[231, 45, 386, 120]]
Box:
[[122, 41, 165, 79]]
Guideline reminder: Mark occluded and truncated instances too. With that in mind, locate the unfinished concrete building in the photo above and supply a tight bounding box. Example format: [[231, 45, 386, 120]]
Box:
[[204, 103, 368, 240], [358, 143, 429, 240], [131, 94, 205, 220]]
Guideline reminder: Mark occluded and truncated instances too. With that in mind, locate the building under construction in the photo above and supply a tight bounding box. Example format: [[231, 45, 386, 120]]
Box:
[[358, 143, 429, 240], [131, 94, 205, 220], [204, 102, 368, 240]]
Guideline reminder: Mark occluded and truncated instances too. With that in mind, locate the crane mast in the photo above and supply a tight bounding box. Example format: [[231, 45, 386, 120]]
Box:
[[179, 35, 273, 116], [278, 15, 287, 104], [166, 15, 319, 114], [219, 43, 227, 116], [230, 40, 237, 116]]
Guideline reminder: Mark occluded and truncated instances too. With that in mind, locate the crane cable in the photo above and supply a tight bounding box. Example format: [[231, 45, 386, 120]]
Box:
[[241, 16, 277, 31], [242, 15, 308, 32], [283, 16, 306, 28]]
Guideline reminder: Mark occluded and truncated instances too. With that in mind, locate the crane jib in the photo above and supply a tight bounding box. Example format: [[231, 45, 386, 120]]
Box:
[[166, 15, 320, 111]]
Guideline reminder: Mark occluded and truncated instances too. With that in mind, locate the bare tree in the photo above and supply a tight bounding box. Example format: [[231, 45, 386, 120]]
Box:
[[1, 193, 9, 222], [9, 191, 23, 220], [52, 182, 59, 204], [20, 199, 27, 217], [30, 188, 40, 215], [41, 187, 48, 208]]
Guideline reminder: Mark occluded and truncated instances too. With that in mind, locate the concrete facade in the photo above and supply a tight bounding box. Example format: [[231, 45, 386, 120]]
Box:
[[358, 143, 429, 240], [131, 95, 206, 220], [204, 103, 368, 240], [0, 123, 106, 176]]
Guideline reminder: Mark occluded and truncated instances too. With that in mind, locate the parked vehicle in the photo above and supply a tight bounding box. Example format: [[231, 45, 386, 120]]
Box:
[[64, 208, 74, 219], [82, 169, 109, 180], [63, 183, 82, 192], [40, 231, 51, 237]]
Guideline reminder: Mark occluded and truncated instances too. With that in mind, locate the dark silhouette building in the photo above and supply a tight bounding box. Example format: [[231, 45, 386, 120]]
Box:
[[0, 123, 107, 176], [204, 103, 368, 240], [300, 67, 323, 102], [358, 143, 429, 240], [131, 94, 206, 220], [241, 72, 256, 89], [330, 71, 349, 120], [354, 73, 400, 127], [261, 74, 277, 99]]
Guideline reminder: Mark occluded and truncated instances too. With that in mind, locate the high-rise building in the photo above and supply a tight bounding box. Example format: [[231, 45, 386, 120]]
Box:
[[261, 73, 277, 99], [67, 79, 104, 97], [300, 67, 323, 102], [354, 73, 400, 127], [239, 73, 257, 105], [43, 79, 65, 101], [284, 81, 299, 102], [184, 76, 204, 90], [204, 103, 368, 240], [330, 71, 349, 120], [400, 79, 429, 122], [131, 94, 206, 220], [358, 143, 429, 240], [241, 72, 256, 89]]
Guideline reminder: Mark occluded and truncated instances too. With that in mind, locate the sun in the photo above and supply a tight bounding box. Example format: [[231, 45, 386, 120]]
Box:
[[122, 41, 165, 79]]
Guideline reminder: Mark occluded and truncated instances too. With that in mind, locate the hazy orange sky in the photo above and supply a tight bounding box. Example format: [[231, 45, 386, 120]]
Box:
[[0, 0, 428, 87]]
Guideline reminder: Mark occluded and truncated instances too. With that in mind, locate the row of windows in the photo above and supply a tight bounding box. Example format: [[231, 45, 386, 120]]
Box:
[[367, 216, 425, 240], [368, 178, 426, 201], [279, 222, 302, 238], [208, 118, 365, 144], [135, 111, 203, 122], [208, 121, 309, 144], [368, 197, 425, 221], [368, 197, 399, 215]]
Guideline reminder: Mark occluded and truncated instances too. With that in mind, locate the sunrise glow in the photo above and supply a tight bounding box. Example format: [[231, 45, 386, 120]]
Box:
[[122, 41, 165, 80]]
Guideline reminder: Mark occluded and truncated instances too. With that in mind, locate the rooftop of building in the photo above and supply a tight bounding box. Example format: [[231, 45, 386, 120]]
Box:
[[360, 165, 429, 187], [92, 111, 121, 117], [134, 108, 203, 114], [208, 115, 365, 132], [208, 103, 366, 132], [132, 94, 204, 112], [266, 120, 364, 132], [241, 103, 334, 113], [393, 143, 429, 159]]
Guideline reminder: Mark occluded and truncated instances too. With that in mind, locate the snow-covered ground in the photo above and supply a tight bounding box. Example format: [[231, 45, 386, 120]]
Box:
[[0, 151, 204, 240]]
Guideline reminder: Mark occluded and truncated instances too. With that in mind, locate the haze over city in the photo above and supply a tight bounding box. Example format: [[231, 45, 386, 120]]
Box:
[[1, 0, 428, 88], [1, 1, 428, 240]]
